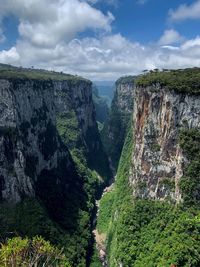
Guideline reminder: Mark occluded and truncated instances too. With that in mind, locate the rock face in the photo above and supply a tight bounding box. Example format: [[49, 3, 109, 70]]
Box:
[[114, 77, 135, 114], [0, 67, 111, 266], [102, 76, 135, 169], [0, 78, 85, 205], [53, 81, 95, 149], [54, 79, 95, 138], [54, 79, 110, 179], [131, 85, 200, 202]]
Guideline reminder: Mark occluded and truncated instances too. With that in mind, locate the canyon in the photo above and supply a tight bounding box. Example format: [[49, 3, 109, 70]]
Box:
[[0, 65, 200, 267]]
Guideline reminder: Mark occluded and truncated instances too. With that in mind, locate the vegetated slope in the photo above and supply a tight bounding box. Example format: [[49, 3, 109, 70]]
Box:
[[54, 78, 111, 184], [0, 63, 87, 81], [0, 236, 71, 266], [0, 64, 111, 267], [136, 68, 200, 94], [97, 68, 200, 267], [101, 76, 135, 170]]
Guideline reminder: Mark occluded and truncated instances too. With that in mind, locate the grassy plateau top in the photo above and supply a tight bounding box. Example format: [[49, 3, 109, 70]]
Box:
[[0, 63, 90, 84], [136, 68, 200, 94]]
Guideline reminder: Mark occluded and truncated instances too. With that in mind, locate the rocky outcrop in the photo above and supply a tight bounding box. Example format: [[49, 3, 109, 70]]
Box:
[[0, 78, 85, 205], [54, 79, 94, 137], [131, 85, 200, 202], [54, 79, 110, 179], [102, 76, 135, 169], [114, 76, 135, 114]]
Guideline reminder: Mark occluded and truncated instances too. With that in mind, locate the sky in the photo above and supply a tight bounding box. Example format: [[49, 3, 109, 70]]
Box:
[[0, 0, 200, 80]]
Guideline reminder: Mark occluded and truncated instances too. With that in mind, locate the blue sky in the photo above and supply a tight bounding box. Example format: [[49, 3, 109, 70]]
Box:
[[0, 0, 200, 80], [92, 0, 200, 42]]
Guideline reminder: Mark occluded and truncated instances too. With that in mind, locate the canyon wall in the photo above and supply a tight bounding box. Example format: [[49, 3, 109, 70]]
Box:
[[131, 82, 200, 202], [97, 69, 200, 267], [0, 78, 79, 203], [102, 76, 135, 169], [0, 67, 110, 266]]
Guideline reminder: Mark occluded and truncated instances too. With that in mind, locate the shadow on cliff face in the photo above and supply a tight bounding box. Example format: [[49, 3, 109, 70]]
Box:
[[0, 106, 90, 265], [36, 159, 88, 231], [85, 125, 112, 183]]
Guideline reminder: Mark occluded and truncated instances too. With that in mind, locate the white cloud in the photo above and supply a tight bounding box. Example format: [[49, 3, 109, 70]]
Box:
[[182, 36, 200, 49], [159, 29, 183, 45], [0, 47, 20, 64], [169, 0, 200, 22], [1, 33, 200, 80], [0, 0, 114, 47], [0, 0, 200, 80]]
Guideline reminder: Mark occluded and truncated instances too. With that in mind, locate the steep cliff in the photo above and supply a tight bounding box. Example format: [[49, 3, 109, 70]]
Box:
[[132, 69, 200, 202], [97, 68, 200, 267], [131, 85, 200, 202], [102, 76, 135, 169], [55, 79, 110, 181], [0, 78, 77, 203], [0, 65, 110, 266], [0, 75, 90, 263]]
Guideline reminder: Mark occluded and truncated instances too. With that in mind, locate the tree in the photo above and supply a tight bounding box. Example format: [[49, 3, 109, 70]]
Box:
[[0, 236, 71, 267]]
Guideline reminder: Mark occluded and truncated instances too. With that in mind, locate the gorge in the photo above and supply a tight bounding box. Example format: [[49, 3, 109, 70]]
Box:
[[0, 65, 200, 267], [97, 69, 200, 267]]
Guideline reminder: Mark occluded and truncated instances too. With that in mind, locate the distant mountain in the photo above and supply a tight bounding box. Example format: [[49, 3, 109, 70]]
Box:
[[94, 81, 114, 86], [92, 85, 109, 124], [93, 81, 115, 106]]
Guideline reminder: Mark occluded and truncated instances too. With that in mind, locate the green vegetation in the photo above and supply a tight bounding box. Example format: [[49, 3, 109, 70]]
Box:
[[56, 111, 81, 149], [84, 126, 111, 183], [54, 79, 111, 265], [55, 103, 110, 265], [56, 91, 111, 184], [0, 197, 91, 267], [0, 112, 96, 267], [97, 190, 115, 234], [116, 75, 135, 85], [101, 95, 131, 170], [151, 143, 161, 152], [136, 68, 200, 94], [101, 77, 134, 170], [0, 63, 111, 267], [98, 123, 200, 267], [89, 247, 102, 267], [0, 236, 70, 267], [179, 128, 200, 205], [109, 200, 200, 267], [56, 111, 110, 187], [159, 177, 175, 192], [0, 63, 90, 83]]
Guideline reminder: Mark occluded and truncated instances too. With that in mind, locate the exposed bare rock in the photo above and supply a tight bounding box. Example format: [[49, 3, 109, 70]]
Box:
[[131, 85, 200, 202]]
